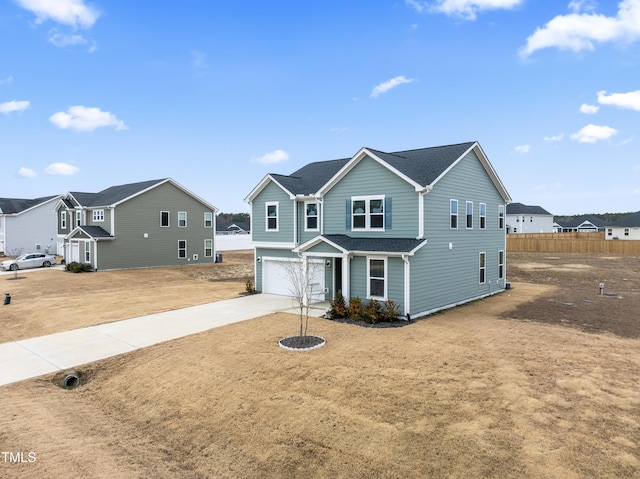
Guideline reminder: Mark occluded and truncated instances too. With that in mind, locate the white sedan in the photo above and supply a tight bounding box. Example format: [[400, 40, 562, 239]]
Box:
[[1, 253, 57, 271]]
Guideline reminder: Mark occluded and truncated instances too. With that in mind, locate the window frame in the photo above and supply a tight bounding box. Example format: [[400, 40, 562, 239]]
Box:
[[204, 212, 213, 228], [76, 211, 82, 227], [450, 199, 458, 229], [479, 203, 486, 229], [178, 211, 187, 228], [61, 211, 67, 230], [204, 239, 213, 257], [498, 205, 505, 229], [624, 228, 630, 237], [305, 201, 319, 231], [498, 250, 504, 280], [479, 252, 486, 284], [93, 209, 105, 222], [161, 211, 170, 228], [178, 240, 187, 259], [265, 201, 279, 232], [351, 195, 385, 231], [367, 256, 387, 300], [466, 201, 473, 229]]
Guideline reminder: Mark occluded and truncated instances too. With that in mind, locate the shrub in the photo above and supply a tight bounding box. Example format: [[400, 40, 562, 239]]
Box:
[[365, 299, 381, 324], [380, 299, 401, 322], [347, 297, 365, 322], [66, 262, 93, 273], [328, 291, 347, 318]]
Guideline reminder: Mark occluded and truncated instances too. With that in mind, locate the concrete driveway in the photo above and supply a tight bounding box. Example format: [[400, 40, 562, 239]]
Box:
[[0, 294, 329, 386]]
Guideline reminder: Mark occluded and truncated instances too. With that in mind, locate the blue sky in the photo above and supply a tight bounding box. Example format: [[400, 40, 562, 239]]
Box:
[[2, 0, 639, 215]]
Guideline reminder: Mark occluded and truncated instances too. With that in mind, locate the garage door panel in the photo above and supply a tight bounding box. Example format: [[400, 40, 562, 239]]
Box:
[[262, 258, 324, 300]]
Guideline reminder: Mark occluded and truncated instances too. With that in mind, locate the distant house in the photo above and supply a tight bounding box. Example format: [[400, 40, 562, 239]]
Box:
[[505, 202, 553, 234], [226, 222, 250, 234], [605, 212, 640, 240], [557, 216, 610, 233], [55, 179, 218, 270], [0, 195, 61, 256], [245, 141, 512, 319]]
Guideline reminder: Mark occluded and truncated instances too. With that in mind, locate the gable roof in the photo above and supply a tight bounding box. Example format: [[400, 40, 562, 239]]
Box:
[[0, 195, 60, 215], [558, 215, 612, 228], [611, 211, 640, 227], [296, 234, 427, 255], [66, 225, 115, 240], [245, 141, 511, 203], [506, 202, 552, 216]]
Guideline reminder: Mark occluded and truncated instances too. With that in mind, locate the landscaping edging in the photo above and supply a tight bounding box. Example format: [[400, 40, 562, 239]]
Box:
[[278, 335, 326, 351]]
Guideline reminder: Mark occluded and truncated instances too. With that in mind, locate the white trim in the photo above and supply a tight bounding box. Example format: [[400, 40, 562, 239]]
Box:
[[265, 201, 279, 232], [252, 241, 296, 249], [204, 238, 213, 257], [204, 212, 213, 228], [178, 239, 187, 259], [161, 211, 170, 227], [418, 191, 425, 239], [450, 199, 458, 229], [244, 174, 296, 203], [351, 195, 385, 231], [479, 251, 486, 284], [479, 203, 487, 230], [466, 201, 473, 229], [92, 209, 105, 222], [403, 254, 410, 316], [366, 256, 387, 300], [178, 211, 188, 228], [304, 200, 320, 232]]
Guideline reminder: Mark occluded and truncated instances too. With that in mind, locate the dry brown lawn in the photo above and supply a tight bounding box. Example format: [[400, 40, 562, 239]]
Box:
[[1, 252, 639, 478]]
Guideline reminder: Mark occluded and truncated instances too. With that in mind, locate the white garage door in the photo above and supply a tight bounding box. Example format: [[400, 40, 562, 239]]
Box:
[[262, 258, 325, 300]]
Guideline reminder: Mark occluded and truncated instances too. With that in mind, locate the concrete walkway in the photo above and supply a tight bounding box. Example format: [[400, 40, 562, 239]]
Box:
[[0, 294, 329, 386]]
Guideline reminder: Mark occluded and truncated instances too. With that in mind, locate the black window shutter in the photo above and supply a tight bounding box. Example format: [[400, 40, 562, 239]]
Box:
[[346, 199, 351, 229], [385, 197, 392, 229]]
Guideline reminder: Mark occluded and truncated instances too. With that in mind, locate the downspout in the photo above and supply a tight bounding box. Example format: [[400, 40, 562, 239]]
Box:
[[402, 254, 410, 319]]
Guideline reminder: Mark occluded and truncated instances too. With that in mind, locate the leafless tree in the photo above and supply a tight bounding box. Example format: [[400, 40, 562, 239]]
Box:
[[280, 256, 324, 341]]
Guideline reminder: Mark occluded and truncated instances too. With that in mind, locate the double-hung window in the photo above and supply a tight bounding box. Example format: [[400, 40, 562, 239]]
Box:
[[305, 202, 319, 231], [178, 212, 187, 227], [93, 209, 104, 222], [466, 201, 473, 229], [625, 228, 630, 237], [204, 239, 213, 257], [61, 211, 67, 230], [450, 200, 458, 229], [178, 240, 187, 258], [498, 205, 505, 229], [266, 202, 279, 231], [498, 250, 504, 280], [204, 212, 213, 228], [367, 258, 386, 299], [479, 203, 486, 229], [161, 211, 170, 227], [352, 196, 385, 230], [76, 211, 82, 227], [479, 252, 486, 284]]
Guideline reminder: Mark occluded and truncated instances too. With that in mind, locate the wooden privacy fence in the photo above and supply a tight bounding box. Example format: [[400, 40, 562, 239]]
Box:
[[507, 233, 640, 255]]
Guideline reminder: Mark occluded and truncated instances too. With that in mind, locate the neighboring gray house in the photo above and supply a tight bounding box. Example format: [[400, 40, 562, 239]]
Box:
[[245, 141, 512, 319], [506, 202, 553, 234], [0, 195, 61, 256], [55, 179, 218, 270], [557, 216, 610, 233], [606, 211, 640, 240]]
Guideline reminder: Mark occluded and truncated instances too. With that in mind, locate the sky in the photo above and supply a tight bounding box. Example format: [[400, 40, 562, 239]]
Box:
[[1, 0, 639, 215]]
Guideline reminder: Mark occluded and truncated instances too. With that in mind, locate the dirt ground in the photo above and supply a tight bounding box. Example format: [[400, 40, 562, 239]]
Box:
[[1, 252, 639, 478]]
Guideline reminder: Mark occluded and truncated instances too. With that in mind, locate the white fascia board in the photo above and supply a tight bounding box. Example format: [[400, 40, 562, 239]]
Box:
[[251, 241, 297, 249], [294, 235, 349, 255], [244, 174, 296, 203], [13, 195, 63, 215], [317, 147, 422, 196]]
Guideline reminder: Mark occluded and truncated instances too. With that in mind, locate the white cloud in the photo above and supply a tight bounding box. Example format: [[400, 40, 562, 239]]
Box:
[[16, 0, 100, 29], [0, 100, 30, 114], [48, 29, 87, 47], [520, 0, 640, 57], [45, 162, 79, 176], [544, 133, 564, 141], [406, 0, 523, 20], [568, 0, 598, 13], [370, 76, 416, 98], [0, 75, 14, 85], [597, 89, 640, 111], [514, 144, 531, 153], [49, 105, 127, 132], [570, 124, 618, 143], [580, 103, 599, 114], [18, 167, 37, 178], [253, 149, 290, 165]]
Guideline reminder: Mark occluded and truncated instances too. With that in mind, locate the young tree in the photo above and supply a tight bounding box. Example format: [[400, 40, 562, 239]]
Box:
[[280, 255, 324, 343]]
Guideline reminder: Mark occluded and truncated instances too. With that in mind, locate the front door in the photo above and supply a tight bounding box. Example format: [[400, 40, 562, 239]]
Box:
[[334, 257, 342, 298]]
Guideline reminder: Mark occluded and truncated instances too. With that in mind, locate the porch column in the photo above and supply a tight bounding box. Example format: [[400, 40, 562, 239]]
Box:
[[342, 255, 350, 300]]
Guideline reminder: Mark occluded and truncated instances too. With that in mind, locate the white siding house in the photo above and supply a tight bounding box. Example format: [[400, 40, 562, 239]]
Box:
[[0, 196, 61, 256], [605, 212, 640, 240], [506, 203, 553, 234]]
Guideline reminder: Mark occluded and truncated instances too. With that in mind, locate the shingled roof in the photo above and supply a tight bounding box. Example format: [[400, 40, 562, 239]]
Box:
[[69, 179, 168, 207], [506, 202, 552, 216], [0, 196, 59, 214]]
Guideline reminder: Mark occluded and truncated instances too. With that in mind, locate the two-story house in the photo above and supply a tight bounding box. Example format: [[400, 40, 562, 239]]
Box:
[[506, 202, 553, 234], [56, 178, 218, 270], [606, 211, 640, 240], [245, 141, 512, 319], [0, 195, 61, 256]]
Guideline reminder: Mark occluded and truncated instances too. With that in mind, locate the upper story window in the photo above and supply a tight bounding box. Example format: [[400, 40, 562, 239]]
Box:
[[305, 202, 318, 231], [266, 202, 279, 231], [498, 205, 505, 229], [466, 201, 473, 229], [61, 211, 67, 229], [93, 210, 104, 222], [204, 212, 213, 228], [352, 196, 385, 230], [450, 200, 458, 229], [178, 211, 187, 227], [479, 203, 486, 229], [161, 211, 170, 227], [76, 211, 82, 227]]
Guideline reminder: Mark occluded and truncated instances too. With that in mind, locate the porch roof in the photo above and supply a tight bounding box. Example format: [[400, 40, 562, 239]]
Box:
[[297, 234, 426, 255]]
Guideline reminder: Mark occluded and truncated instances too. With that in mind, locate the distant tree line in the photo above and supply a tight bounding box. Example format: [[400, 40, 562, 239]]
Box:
[[554, 212, 636, 224]]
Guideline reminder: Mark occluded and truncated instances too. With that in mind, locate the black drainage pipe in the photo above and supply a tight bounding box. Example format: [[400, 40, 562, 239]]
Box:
[[63, 373, 80, 389]]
